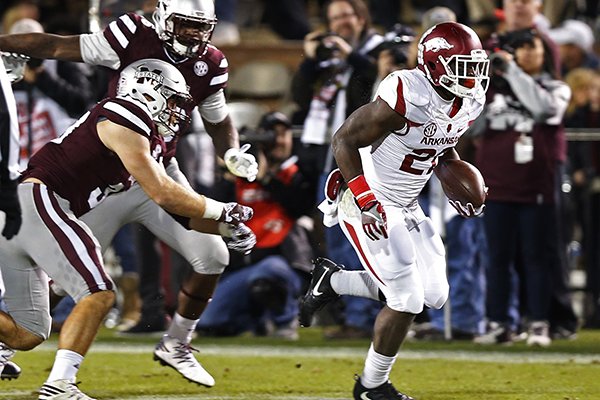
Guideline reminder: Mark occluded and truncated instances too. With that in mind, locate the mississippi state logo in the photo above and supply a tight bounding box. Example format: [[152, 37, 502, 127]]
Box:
[[194, 61, 209, 77], [423, 122, 437, 137], [423, 37, 454, 52]]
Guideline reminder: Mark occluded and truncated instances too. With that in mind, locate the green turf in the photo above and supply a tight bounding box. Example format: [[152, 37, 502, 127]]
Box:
[[2, 327, 600, 399]]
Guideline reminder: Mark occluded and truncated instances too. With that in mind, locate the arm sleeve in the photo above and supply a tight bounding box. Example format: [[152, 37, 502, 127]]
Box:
[[80, 32, 120, 69], [504, 61, 571, 124], [0, 61, 21, 183], [198, 89, 228, 124]]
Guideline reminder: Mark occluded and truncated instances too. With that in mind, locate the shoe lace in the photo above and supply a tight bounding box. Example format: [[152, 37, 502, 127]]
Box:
[[172, 341, 200, 367]]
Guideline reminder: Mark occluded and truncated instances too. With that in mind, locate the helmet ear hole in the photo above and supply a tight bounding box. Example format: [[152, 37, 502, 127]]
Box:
[[428, 61, 437, 71]]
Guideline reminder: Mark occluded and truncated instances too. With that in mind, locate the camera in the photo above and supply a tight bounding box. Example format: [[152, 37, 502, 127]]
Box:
[[27, 57, 44, 68], [495, 28, 537, 53], [312, 32, 343, 69], [489, 28, 537, 76], [239, 126, 276, 148], [374, 24, 415, 67]]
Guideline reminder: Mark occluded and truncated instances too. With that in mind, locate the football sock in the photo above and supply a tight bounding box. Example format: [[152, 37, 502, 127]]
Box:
[[360, 343, 397, 389], [47, 349, 83, 383], [167, 313, 199, 343], [331, 270, 380, 300]]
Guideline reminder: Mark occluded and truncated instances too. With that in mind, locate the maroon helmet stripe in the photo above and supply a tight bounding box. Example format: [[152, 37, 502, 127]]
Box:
[[32, 185, 107, 293], [394, 76, 406, 115]]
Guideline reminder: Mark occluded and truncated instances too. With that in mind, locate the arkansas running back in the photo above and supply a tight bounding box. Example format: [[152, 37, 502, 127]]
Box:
[[335, 66, 484, 315]]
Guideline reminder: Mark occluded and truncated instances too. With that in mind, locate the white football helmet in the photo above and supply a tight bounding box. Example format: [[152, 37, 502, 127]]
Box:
[[153, 0, 217, 57], [117, 58, 192, 137]]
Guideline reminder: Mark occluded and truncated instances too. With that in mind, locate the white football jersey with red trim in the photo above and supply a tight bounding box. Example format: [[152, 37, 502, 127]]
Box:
[[362, 68, 485, 208]]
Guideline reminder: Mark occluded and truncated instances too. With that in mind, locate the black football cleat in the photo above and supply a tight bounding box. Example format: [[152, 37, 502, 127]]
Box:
[[299, 257, 341, 327], [0, 361, 21, 380], [353, 376, 414, 400]]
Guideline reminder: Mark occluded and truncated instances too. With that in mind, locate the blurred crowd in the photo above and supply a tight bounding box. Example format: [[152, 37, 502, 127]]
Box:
[[2, 0, 600, 348]]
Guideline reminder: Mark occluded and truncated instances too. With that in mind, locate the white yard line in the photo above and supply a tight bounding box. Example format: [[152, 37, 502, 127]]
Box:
[[34, 342, 600, 364]]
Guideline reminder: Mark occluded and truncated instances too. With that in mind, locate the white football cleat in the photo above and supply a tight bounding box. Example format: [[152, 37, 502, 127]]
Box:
[[153, 335, 215, 387], [39, 379, 96, 400], [0, 342, 18, 380]]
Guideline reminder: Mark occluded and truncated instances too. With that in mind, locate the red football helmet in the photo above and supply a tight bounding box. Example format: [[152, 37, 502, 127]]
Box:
[[417, 22, 489, 99]]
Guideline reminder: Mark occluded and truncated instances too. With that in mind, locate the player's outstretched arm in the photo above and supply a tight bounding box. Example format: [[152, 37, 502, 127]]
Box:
[[97, 120, 229, 221], [0, 33, 82, 62]]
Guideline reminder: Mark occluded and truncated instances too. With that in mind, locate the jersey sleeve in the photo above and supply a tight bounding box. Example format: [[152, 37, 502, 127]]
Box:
[[100, 13, 150, 69], [97, 99, 155, 139], [376, 70, 428, 123], [204, 45, 229, 94], [80, 31, 120, 69]]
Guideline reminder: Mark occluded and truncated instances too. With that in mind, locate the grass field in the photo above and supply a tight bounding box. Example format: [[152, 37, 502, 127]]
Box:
[[2, 327, 600, 400]]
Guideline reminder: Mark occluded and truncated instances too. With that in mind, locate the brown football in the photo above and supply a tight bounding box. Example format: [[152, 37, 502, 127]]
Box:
[[436, 159, 486, 207]]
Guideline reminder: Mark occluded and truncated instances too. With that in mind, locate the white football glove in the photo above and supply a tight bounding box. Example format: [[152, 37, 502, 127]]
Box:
[[224, 143, 258, 182], [218, 222, 257, 254], [1, 52, 29, 83], [449, 200, 485, 218]]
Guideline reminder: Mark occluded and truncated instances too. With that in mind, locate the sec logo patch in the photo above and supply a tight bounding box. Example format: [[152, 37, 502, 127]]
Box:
[[194, 61, 209, 76], [424, 122, 437, 137]]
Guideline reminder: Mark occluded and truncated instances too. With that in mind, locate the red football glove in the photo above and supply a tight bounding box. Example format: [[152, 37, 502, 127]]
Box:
[[360, 199, 388, 241], [348, 174, 388, 241]]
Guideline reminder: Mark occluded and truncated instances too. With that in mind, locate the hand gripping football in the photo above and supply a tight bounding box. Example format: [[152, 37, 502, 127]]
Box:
[[436, 159, 487, 208]]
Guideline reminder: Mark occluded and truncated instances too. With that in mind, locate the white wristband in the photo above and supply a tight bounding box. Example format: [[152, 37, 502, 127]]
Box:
[[202, 197, 225, 220]]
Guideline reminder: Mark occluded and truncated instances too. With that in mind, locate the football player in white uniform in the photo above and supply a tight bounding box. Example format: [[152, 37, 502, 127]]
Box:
[[300, 22, 489, 399]]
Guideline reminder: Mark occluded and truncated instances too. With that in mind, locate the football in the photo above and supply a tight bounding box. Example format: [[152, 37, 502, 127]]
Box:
[[436, 159, 486, 207]]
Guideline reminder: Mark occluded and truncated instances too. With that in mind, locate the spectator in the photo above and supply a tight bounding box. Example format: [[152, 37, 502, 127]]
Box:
[[198, 112, 316, 339], [548, 19, 599, 77], [483, 0, 578, 340], [563, 70, 600, 328], [564, 68, 595, 120], [291, 0, 384, 339], [473, 28, 571, 346]]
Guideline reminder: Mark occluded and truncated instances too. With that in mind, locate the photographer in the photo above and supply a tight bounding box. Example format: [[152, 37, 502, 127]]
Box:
[[290, 0, 384, 340], [472, 29, 572, 346], [197, 112, 316, 339]]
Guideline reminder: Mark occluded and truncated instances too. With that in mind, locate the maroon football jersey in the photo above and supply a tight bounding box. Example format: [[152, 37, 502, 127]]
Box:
[[103, 13, 227, 112], [101, 13, 228, 160], [21, 98, 166, 217]]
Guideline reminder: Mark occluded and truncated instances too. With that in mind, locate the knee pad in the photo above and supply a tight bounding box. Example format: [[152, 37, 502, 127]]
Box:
[[190, 237, 229, 275], [384, 287, 425, 314], [425, 284, 449, 310]]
